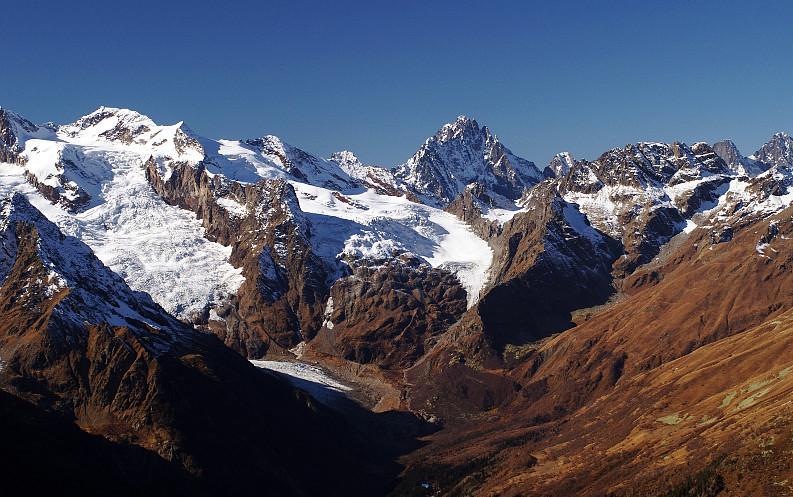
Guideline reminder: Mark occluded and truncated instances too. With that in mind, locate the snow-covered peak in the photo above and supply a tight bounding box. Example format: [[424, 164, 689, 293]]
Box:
[[434, 115, 481, 141], [547, 152, 576, 178], [61, 107, 204, 163], [330, 150, 362, 169], [394, 117, 543, 206], [66, 106, 157, 134]]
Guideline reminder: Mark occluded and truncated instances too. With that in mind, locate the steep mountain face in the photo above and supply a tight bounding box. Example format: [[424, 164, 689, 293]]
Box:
[[712, 139, 768, 176], [0, 192, 405, 496], [546, 151, 575, 178], [394, 116, 543, 206], [305, 254, 468, 370], [403, 185, 622, 419], [0, 107, 40, 164], [753, 131, 793, 168], [554, 141, 733, 275], [145, 159, 330, 356]]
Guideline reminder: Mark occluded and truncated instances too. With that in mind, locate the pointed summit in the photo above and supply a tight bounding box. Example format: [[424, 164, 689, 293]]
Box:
[[752, 132, 793, 168], [394, 116, 542, 206], [546, 152, 576, 178], [62, 106, 205, 161], [712, 139, 768, 176]]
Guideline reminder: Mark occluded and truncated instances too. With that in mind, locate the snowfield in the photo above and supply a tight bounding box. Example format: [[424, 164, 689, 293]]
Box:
[[292, 184, 493, 307], [0, 107, 246, 319]]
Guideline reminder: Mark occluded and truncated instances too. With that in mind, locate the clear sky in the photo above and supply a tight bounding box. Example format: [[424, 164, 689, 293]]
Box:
[[4, 0, 792, 168]]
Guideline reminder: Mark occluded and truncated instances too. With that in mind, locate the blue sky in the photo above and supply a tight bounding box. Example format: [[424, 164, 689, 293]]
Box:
[[4, 1, 792, 167]]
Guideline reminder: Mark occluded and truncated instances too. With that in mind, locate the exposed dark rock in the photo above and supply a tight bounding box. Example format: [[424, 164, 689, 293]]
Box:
[[306, 254, 467, 370]]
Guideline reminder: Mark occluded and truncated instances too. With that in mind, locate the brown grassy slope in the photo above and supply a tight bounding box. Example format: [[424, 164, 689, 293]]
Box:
[[396, 207, 793, 496]]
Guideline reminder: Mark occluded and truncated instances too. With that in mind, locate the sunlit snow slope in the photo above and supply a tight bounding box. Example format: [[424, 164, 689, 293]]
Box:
[[0, 106, 497, 316], [0, 107, 244, 319]]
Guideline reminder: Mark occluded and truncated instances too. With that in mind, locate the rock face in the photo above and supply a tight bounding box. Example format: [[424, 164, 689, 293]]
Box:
[[554, 141, 733, 275], [307, 254, 468, 370], [712, 139, 768, 176], [145, 159, 329, 356], [394, 116, 543, 206], [0, 107, 38, 165], [753, 131, 793, 168]]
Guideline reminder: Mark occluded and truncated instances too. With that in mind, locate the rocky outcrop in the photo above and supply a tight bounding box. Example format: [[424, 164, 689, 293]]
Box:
[[306, 254, 467, 370], [145, 159, 330, 356], [444, 183, 503, 241], [0, 108, 34, 165]]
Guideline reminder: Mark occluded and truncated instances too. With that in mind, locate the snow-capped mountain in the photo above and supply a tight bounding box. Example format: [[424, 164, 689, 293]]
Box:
[[0, 107, 510, 357], [0, 108, 245, 321], [5, 104, 793, 497], [546, 141, 735, 273], [394, 115, 544, 206]]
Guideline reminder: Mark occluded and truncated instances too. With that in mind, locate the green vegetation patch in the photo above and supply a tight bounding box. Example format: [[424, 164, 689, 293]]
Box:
[[717, 392, 736, 409]]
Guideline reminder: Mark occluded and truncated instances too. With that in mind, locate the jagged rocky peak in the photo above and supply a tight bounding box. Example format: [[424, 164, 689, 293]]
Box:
[[712, 139, 743, 168], [394, 115, 543, 206], [577, 140, 731, 190], [546, 152, 576, 178], [712, 139, 769, 177], [753, 132, 793, 168]]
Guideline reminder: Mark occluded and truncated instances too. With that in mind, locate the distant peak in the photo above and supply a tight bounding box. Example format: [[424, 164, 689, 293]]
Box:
[[548, 152, 576, 177], [72, 106, 157, 130], [330, 150, 361, 164]]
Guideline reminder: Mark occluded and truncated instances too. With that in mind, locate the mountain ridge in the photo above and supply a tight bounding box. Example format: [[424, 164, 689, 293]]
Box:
[[3, 104, 793, 496]]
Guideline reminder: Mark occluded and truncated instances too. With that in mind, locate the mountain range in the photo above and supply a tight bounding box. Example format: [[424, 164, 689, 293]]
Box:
[[1, 105, 793, 496]]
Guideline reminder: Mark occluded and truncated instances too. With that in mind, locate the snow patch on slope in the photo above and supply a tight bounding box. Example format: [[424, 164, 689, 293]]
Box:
[[293, 184, 492, 307], [251, 360, 351, 408]]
